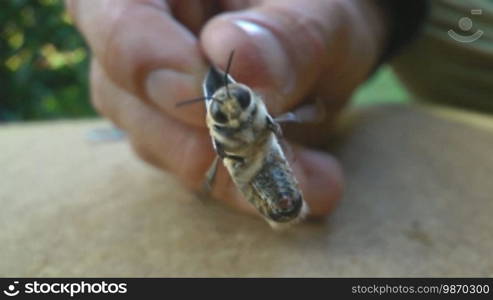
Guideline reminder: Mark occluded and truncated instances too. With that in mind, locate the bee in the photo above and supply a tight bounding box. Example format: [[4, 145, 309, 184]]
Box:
[[177, 52, 309, 229]]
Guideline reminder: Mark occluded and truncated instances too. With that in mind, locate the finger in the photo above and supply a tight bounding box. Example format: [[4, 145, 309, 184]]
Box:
[[91, 59, 256, 214], [200, 0, 384, 115], [92, 59, 342, 217], [69, 0, 208, 127]]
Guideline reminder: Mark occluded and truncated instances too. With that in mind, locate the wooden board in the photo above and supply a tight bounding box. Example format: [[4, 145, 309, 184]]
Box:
[[1, 104, 492, 276]]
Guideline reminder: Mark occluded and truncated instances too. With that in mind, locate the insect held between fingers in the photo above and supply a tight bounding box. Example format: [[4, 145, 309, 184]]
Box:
[[177, 51, 309, 229]]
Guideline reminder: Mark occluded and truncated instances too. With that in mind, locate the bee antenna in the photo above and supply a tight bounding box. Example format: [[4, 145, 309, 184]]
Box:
[[224, 50, 235, 98], [175, 96, 216, 108]]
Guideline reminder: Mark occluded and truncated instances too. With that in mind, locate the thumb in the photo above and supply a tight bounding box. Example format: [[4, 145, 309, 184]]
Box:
[[200, 0, 345, 115], [200, 0, 351, 218]]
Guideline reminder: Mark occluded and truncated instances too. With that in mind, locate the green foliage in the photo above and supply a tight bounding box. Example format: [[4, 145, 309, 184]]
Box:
[[0, 0, 95, 121], [0, 0, 408, 122]]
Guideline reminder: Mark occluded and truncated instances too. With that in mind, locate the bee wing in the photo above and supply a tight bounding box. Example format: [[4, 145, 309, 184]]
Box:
[[203, 66, 237, 99], [278, 134, 296, 163]]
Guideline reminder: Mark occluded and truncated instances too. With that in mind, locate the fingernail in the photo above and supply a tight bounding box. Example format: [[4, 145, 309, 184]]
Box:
[[146, 69, 198, 109], [233, 19, 295, 95]]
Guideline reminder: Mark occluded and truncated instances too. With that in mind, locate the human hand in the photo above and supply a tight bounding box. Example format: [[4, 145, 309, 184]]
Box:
[[67, 0, 388, 217]]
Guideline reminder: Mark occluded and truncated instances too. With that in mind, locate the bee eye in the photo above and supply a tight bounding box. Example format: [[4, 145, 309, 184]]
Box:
[[213, 110, 228, 123], [234, 89, 251, 109]]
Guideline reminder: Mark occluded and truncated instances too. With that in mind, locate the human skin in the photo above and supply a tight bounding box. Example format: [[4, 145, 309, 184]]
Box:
[[66, 0, 389, 217]]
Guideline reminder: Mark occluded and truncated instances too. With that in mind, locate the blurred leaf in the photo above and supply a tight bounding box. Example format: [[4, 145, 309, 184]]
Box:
[[352, 66, 410, 107]]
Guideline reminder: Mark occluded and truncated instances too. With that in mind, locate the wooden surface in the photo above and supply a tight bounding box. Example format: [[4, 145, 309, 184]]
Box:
[[1, 104, 492, 277]]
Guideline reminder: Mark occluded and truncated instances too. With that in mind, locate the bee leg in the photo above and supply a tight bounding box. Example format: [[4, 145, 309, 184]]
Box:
[[202, 155, 220, 196], [214, 139, 245, 165]]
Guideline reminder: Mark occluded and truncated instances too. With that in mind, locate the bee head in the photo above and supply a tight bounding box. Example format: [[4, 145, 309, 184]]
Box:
[[209, 83, 253, 126]]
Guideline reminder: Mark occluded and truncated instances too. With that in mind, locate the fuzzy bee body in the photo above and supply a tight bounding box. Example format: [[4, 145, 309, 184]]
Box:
[[202, 65, 308, 228]]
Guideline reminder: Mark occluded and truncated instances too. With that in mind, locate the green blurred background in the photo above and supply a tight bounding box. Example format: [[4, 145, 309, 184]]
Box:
[[0, 0, 409, 122]]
